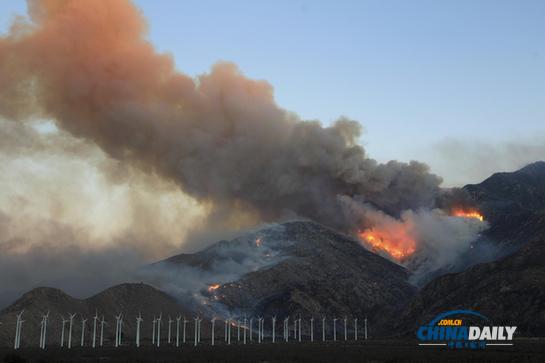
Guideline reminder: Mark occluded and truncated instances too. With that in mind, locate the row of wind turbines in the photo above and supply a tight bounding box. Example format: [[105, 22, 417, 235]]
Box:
[[8, 311, 368, 350]]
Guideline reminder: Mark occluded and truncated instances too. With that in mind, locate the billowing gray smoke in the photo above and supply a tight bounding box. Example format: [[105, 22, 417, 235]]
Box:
[[0, 0, 443, 235]]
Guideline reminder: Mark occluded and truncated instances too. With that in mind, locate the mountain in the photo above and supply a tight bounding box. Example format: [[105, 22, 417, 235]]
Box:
[[418, 162, 545, 284], [159, 221, 417, 336], [396, 162, 545, 336], [397, 237, 545, 336], [0, 283, 191, 348], [465, 161, 545, 250]]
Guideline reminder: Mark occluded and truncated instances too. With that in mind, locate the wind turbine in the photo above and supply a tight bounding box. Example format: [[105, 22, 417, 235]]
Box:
[[322, 317, 326, 342], [243, 318, 247, 344], [283, 317, 289, 342], [183, 316, 188, 344], [197, 317, 202, 343], [344, 316, 347, 341], [156, 313, 162, 347], [114, 313, 122, 347], [333, 317, 337, 342], [310, 317, 314, 342], [152, 317, 156, 345], [271, 316, 276, 343], [60, 316, 68, 348], [175, 315, 181, 347], [227, 318, 231, 345], [298, 317, 302, 342], [249, 318, 253, 342], [14, 310, 24, 350], [92, 311, 98, 348], [237, 320, 240, 342], [293, 318, 297, 341], [211, 317, 216, 346], [168, 316, 173, 344], [364, 316, 368, 340], [257, 317, 263, 343], [354, 318, 358, 341], [38, 314, 44, 349], [81, 317, 87, 347], [193, 317, 198, 346], [136, 313, 143, 348], [39, 311, 49, 349], [261, 317, 265, 343], [99, 315, 106, 347], [67, 313, 77, 349]]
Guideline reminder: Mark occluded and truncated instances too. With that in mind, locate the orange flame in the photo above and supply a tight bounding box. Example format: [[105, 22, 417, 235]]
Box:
[[451, 208, 484, 221], [208, 284, 220, 292], [359, 228, 416, 260]]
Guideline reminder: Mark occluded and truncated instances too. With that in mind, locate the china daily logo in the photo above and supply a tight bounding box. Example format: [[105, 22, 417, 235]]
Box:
[[416, 310, 517, 349]]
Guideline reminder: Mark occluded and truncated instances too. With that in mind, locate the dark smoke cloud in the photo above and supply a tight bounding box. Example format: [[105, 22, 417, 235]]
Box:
[[0, 0, 443, 234]]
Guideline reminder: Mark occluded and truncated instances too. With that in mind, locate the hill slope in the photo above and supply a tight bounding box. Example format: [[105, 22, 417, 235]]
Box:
[[0, 283, 190, 348], [159, 221, 416, 336]]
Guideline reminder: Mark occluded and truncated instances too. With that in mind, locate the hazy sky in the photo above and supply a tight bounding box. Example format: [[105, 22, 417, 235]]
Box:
[[1, 0, 544, 185]]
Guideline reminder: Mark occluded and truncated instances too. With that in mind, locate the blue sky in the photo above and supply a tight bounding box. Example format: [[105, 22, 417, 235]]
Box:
[[1, 0, 544, 184]]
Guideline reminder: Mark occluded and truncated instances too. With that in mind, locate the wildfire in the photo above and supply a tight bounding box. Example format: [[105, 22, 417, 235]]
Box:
[[359, 228, 416, 260], [451, 208, 484, 222], [207, 284, 220, 292]]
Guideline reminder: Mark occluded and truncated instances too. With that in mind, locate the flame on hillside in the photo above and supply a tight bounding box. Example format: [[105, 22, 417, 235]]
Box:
[[207, 284, 220, 292], [359, 228, 416, 260], [451, 208, 484, 221], [359, 208, 485, 261]]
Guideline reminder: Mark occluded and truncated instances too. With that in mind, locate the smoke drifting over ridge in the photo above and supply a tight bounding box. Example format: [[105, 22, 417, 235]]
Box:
[[0, 0, 443, 231], [0, 0, 489, 302]]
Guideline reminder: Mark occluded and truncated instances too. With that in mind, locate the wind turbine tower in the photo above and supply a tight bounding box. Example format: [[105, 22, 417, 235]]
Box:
[[14, 310, 24, 350], [168, 316, 173, 344], [67, 313, 77, 349], [322, 317, 326, 342], [60, 316, 68, 348], [81, 317, 87, 347], [136, 313, 143, 348], [99, 315, 106, 347], [242, 318, 244, 344], [364, 316, 368, 340], [211, 317, 216, 346], [92, 312, 98, 348], [272, 316, 276, 343], [114, 313, 122, 347], [39, 312, 49, 349], [193, 317, 198, 346], [156, 314, 162, 347], [175, 315, 181, 347], [152, 317, 156, 345], [183, 316, 188, 343]]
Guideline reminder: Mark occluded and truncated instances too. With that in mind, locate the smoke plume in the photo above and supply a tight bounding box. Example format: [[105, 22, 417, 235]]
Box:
[[0, 0, 443, 231], [0, 0, 489, 301]]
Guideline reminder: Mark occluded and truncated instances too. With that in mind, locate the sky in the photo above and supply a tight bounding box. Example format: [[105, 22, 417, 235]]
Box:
[[0, 0, 543, 305], [1, 0, 544, 185]]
